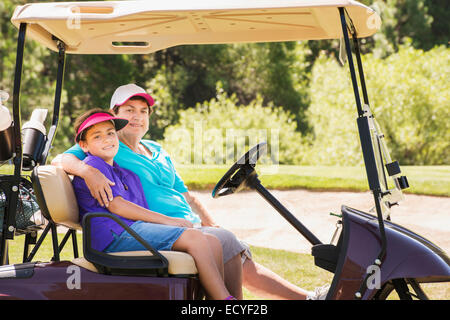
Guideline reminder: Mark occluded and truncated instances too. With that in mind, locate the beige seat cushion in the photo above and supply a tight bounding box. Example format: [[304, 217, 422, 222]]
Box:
[[72, 250, 198, 275], [34, 165, 81, 230]]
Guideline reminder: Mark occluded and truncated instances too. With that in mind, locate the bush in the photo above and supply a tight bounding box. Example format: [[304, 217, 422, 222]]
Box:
[[160, 83, 306, 165], [303, 45, 450, 165]]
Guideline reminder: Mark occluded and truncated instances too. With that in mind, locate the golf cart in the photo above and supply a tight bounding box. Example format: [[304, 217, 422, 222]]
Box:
[[0, 0, 449, 300]]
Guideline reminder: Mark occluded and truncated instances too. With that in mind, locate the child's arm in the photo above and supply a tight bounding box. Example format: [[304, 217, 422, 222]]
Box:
[[108, 196, 193, 228]]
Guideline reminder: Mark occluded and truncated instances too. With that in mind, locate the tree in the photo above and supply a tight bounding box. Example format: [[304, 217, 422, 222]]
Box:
[[1, 0, 57, 130], [161, 83, 305, 165], [305, 45, 449, 166]]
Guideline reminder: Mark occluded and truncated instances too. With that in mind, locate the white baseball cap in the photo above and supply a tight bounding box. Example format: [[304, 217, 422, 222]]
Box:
[[109, 84, 154, 110]]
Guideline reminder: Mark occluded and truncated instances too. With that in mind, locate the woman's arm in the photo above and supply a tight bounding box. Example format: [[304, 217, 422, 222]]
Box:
[[108, 196, 193, 228], [52, 153, 115, 207], [183, 191, 218, 227]]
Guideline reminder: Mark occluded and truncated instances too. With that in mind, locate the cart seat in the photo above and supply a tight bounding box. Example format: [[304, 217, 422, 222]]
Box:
[[32, 165, 198, 276], [72, 250, 198, 275]]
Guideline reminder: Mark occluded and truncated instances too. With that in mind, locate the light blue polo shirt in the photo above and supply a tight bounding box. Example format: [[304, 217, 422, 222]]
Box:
[[65, 140, 201, 224]]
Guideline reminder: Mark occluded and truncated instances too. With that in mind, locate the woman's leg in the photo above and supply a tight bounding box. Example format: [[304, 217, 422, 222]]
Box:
[[203, 233, 224, 278], [199, 227, 244, 299], [224, 253, 243, 300], [200, 233, 242, 299], [242, 259, 309, 300], [173, 229, 231, 300]]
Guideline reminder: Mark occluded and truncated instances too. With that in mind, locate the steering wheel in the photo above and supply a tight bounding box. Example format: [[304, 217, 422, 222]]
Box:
[[212, 142, 267, 198]]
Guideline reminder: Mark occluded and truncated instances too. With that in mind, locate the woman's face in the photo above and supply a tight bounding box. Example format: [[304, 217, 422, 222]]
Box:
[[114, 99, 150, 140]]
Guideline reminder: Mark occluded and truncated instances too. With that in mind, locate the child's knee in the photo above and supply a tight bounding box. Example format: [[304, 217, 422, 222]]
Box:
[[184, 228, 204, 240], [182, 229, 207, 250]]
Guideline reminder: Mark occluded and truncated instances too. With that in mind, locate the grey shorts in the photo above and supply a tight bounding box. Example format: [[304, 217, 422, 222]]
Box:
[[199, 226, 252, 264]]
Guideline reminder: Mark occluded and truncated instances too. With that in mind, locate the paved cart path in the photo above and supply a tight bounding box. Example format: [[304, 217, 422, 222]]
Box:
[[191, 189, 450, 255], [56, 189, 449, 255]]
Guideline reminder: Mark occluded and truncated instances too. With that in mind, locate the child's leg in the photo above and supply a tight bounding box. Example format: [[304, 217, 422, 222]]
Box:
[[172, 229, 230, 300]]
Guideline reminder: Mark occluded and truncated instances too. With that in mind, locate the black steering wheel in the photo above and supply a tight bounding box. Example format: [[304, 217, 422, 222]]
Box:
[[212, 142, 267, 198]]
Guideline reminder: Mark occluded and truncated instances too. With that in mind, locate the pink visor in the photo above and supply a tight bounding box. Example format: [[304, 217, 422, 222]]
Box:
[[117, 93, 154, 108], [75, 112, 128, 142]]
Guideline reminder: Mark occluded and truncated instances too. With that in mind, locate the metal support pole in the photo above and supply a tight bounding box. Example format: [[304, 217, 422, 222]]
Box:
[[352, 35, 370, 106], [72, 229, 79, 258], [338, 7, 388, 300], [50, 222, 60, 261], [338, 8, 363, 117], [41, 41, 66, 165], [24, 223, 51, 263], [11, 23, 26, 177], [0, 23, 27, 265]]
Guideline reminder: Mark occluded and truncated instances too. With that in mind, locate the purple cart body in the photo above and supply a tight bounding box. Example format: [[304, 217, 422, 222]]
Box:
[[327, 206, 450, 300], [0, 261, 203, 300]]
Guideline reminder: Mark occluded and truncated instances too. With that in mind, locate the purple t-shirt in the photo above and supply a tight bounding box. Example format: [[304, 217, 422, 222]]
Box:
[[72, 154, 149, 252]]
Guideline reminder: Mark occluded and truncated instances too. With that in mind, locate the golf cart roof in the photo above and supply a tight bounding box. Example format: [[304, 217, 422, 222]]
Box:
[[11, 0, 380, 54]]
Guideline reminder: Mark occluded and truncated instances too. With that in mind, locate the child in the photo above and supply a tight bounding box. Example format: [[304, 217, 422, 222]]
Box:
[[71, 108, 235, 300]]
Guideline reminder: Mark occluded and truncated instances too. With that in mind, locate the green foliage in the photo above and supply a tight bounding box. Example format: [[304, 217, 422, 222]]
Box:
[[150, 42, 310, 134], [1, 0, 448, 165], [425, 0, 450, 49], [313, 0, 448, 59], [1, 0, 57, 123], [305, 45, 450, 165], [367, 0, 435, 56], [160, 83, 305, 165]]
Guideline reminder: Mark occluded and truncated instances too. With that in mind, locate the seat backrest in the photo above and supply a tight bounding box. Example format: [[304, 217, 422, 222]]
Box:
[[32, 165, 81, 230]]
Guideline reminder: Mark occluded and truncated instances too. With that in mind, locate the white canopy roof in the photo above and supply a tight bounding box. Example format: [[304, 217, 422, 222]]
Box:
[[11, 0, 381, 54]]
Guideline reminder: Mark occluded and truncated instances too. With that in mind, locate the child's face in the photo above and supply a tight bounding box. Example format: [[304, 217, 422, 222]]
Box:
[[79, 121, 119, 163]]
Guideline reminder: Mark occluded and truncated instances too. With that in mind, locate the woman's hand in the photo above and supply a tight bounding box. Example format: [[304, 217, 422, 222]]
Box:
[[201, 218, 220, 228], [82, 166, 115, 207], [167, 217, 194, 228]]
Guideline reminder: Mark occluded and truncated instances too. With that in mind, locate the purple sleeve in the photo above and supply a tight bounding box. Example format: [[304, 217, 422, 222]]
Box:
[[72, 176, 110, 215]]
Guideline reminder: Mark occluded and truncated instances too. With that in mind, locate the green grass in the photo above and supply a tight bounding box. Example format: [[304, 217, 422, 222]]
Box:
[[7, 231, 82, 264], [177, 164, 450, 197], [242, 246, 333, 300], [2, 164, 449, 196], [6, 235, 448, 299]]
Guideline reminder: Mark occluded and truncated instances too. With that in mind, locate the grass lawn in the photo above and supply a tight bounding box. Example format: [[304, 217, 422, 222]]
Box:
[[177, 164, 450, 197], [5, 232, 449, 300]]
